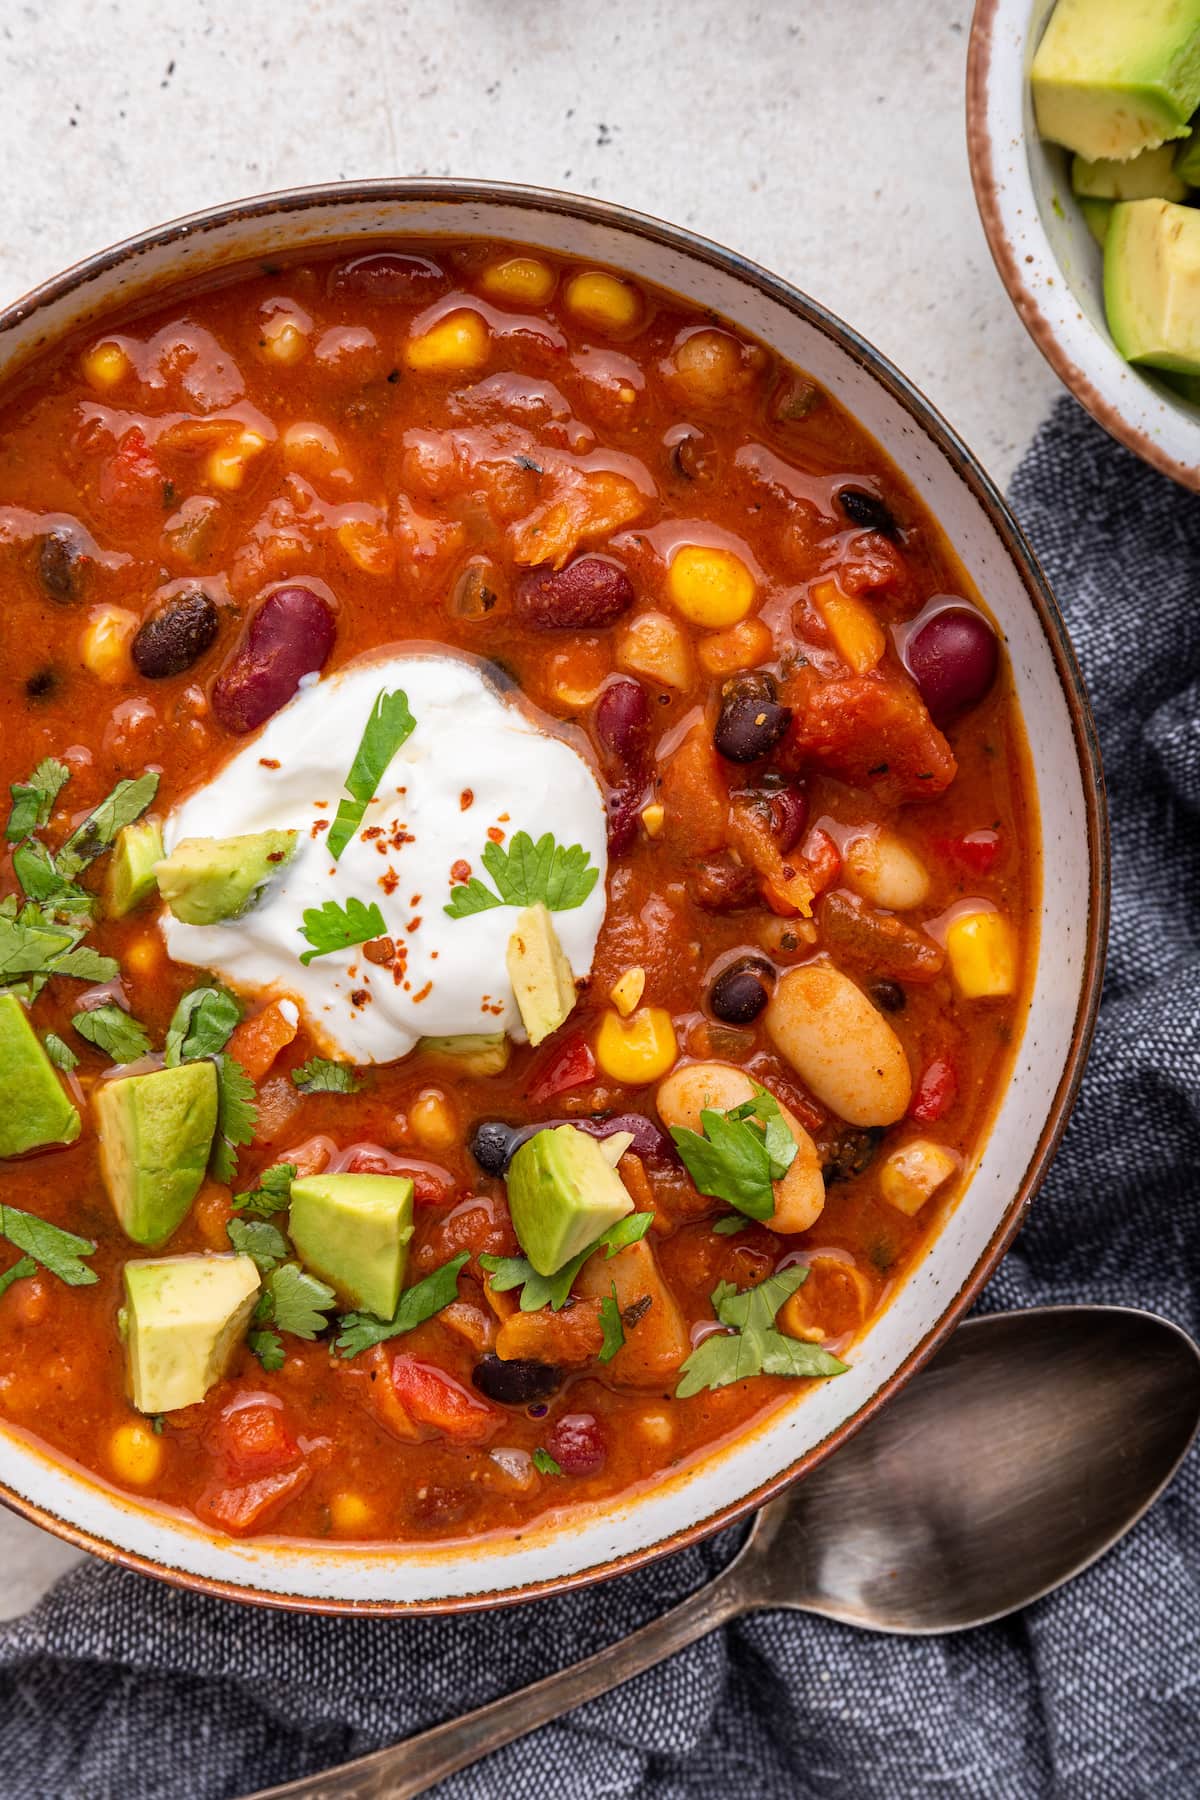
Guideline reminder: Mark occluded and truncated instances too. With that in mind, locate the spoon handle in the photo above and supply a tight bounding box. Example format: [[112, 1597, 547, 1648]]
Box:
[[240, 1565, 751, 1800]]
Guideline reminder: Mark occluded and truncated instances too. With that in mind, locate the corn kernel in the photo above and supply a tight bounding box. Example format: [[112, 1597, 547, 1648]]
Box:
[[82, 340, 131, 392], [595, 1006, 677, 1085], [329, 1491, 374, 1533], [260, 315, 309, 366], [80, 606, 138, 684], [546, 641, 609, 710], [697, 617, 773, 676], [563, 270, 642, 334], [124, 934, 163, 979], [640, 803, 665, 838], [405, 310, 490, 373], [636, 1407, 675, 1448], [779, 1258, 873, 1340], [109, 1421, 164, 1486], [879, 1139, 959, 1216], [479, 256, 555, 305], [610, 966, 646, 1017], [410, 1087, 458, 1152], [206, 429, 267, 492], [282, 420, 344, 473], [668, 545, 756, 628], [336, 516, 395, 575], [945, 909, 1016, 998], [616, 610, 694, 691], [812, 579, 885, 674]]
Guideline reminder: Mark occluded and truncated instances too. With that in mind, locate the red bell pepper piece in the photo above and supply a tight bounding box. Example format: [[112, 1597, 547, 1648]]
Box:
[[528, 1031, 596, 1102], [910, 1057, 958, 1123], [938, 830, 1000, 876], [389, 1355, 497, 1444]]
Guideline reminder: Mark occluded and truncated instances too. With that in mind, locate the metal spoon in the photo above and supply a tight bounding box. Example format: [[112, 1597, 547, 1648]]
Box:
[[246, 1304, 1200, 1800]]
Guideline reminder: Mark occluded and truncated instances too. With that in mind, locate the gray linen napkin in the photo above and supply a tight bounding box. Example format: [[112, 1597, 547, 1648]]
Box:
[[2, 395, 1198, 1800]]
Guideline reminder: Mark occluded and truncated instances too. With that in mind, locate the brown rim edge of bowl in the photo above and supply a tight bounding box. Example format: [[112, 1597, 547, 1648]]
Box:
[[0, 177, 1111, 1615], [965, 0, 1200, 494]]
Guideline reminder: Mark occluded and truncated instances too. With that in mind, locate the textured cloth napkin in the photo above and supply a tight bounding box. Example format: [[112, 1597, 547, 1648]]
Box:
[[2, 395, 1198, 1800]]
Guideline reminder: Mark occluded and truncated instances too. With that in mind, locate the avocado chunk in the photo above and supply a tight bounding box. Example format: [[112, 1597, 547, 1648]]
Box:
[[94, 1061, 218, 1246], [123, 1253, 261, 1414], [1032, 0, 1200, 161], [506, 903, 577, 1047], [1072, 143, 1188, 200], [1105, 198, 1200, 370], [155, 830, 298, 925], [104, 819, 165, 919], [1079, 196, 1113, 246], [0, 992, 81, 1157], [289, 1172, 414, 1317], [417, 1032, 511, 1076], [506, 1123, 633, 1277]]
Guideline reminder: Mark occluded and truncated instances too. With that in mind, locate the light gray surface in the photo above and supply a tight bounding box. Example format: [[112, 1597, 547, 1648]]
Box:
[[0, 0, 1059, 1618]]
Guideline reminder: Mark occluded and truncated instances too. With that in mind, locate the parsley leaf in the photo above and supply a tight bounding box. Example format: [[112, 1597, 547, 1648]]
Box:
[[0, 1203, 97, 1287], [11, 839, 93, 912], [598, 1283, 625, 1363], [42, 1031, 79, 1072], [291, 1056, 361, 1094], [671, 1089, 797, 1222], [265, 1262, 337, 1339], [51, 945, 119, 982], [232, 1163, 297, 1216], [0, 915, 76, 980], [227, 1218, 290, 1272], [326, 688, 417, 862], [712, 1215, 750, 1236], [298, 895, 387, 965], [444, 830, 599, 920], [334, 1251, 470, 1358], [249, 1329, 285, 1372], [56, 772, 159, 879], [480, 1211, 652, 1313], [72, 1002, 152, 1065], [7, 759, 70, 842], [165, 986, 241, 1066], [0, 1256, 37, 1300], [211, 1054, 257, 1184], [532, 1448, 563, 1476], [674, 1267, 848, 1398]]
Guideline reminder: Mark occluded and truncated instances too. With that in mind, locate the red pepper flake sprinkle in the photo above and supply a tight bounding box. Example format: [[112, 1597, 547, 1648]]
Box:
[[450, 859, 471, 884], [406, 916, 422, 933], [361, 826, 384, 841], [350, 988, 370, 1008], [379, 866, 400, 895], [412, 980, 432, 1002], [362, 936, 396, 966], [460, 788, 474, 811], [487, 826, 505, 844], [259, 757, 280, 770], [311, 819, 330, 839]]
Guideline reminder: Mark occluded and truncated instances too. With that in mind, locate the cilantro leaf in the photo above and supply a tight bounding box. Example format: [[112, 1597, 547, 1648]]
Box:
[[298, 895, 387, 964], [249, 1329, 285, 1372], [598, 1283, 624, 1364], [445, 830, 599, 920], [56, 773, 159, 878], [0, 1203, 97, 1287], [11, 840, 93, 911], [726, 1092, 797, 1179], [7, 759, 70, 843], [326, 688, 417, 862], [671, 1089, 797, 1222], [72, 1002, 152, 1065], [266, 1262, 337, 1339], [291, 1056, 361, 1094], [232, 1163, 297, 1216], [164, 986, 241, 1066], [480, 1211, 652, 1313], [0, 1256, 37, 1300], [0, 915, 76, 980], [334, 1252, 470, 1358], [532, 1448, 563, 1476], [51, 945, 119, 982], [42, 1031, 79, 1072], [227, 1218, 290, 1272], [211, 1055, 257, 1184], [712, 1215, 749, 1236], [674, 1266, 848, 1398]]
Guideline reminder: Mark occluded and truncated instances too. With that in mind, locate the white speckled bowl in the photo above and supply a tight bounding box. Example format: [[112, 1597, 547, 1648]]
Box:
[[968, 0, 1200, 489], [0, 181, 1108, 1613]]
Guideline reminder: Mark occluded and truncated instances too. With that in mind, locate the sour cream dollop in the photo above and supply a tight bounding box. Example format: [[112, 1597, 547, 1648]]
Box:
[[161, 653, 608, 1063]]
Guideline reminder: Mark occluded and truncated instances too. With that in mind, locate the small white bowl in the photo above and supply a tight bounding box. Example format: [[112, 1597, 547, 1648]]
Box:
[[968, 0, 1200, 489]]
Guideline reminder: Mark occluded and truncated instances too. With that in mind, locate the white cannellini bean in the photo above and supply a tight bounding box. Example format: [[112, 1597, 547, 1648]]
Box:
[[843, 829, 931, 911], [655, 1061, 825, 1234], [575, 1236, 691, 1384], [765, 965, 912, 1127]]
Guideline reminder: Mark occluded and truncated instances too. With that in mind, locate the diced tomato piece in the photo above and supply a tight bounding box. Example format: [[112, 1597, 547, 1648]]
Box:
[[801, 826, 841, 896], [195, 1465, 311, 1536], [781, 668, 956, 803], [389, 1355, 498, 1444], [227, 1001, 299, 1082], [910, 1057, 958, 1123], [528, 1031, 597, 1102], [98, 425, 164, 510], [340, 1145, 454, 1205], [210, 1398, 300, 1481], [546, 1412, 607, 1476], [938, 829, 1001, 876]]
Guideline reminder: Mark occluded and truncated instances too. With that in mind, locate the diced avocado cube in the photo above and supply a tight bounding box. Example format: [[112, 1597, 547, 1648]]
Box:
[[123, 1253, 261, 1414], [1032, 0, 1200, 162], [0, 992, 81, 1157], [1071, 143, 1188, 201], [94, 1062, 219, 1246], [417, 1032, 511, 1077], [1105, 198, 1200, 370], [104, 819, 165, 919], [1079, 196, 1113, 246], [506, 1124, 633, 1278], [288, 1172, 414, 1318], [155, 830, 298, 925], [506, 903, 577, 1047]]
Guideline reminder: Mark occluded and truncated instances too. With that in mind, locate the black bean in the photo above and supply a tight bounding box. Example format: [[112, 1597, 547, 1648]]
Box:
[[870, 978, 906, 1013], [713, 671, 792, 764], [37, 528, 89, 604], [838, 487, 898, 538], [709, 957, 774, 1024], [468, 1120, 517, 1176], [472, 1355, 562, 1406], [131, 590, 220, 679], [823, 1126, 885, 1185], [669, 428, 717, 482], [24, 668, 57, 701]]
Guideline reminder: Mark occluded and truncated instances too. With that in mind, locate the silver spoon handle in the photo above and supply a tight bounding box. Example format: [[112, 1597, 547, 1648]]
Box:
[[241, 1568, 750, 1800]]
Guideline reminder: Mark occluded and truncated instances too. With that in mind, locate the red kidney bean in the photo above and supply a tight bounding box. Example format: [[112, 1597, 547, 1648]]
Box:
[[606, 779, 646, 856], [546, 1412, 607, 1476], [765, 783, 809, 852], [132, 589, 219, 678], [211, 586, 335, 733], [327, 252, 446, 304], [904, 605, 998, 725], [595, 677, 649, 764], [714, 671, 792, 763], [515, 557, 634, 630]]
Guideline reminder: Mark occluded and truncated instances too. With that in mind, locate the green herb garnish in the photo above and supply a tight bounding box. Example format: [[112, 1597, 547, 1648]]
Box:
[[249, 1330, 286, 1372], [298, 895, 387, 965], [6, 759, 70, 843], [480, 1211, 652, 1313], [532, 1448, 563, 1476], [211, 1054, 258, 1184], [334, 1252, 470, 1358], [227, 1218, 291, 1273], [56, 772, 159, 878], [444, 830, 599, 919], [325, 688, 417, 862], [42, 1031, 79, 1072], [291, 1056, 361, 1094], [674, 1267, 848, 1398], [711, 1215, 750, 1236], [0, 1256, 37, 1300], [164, 986, 241, 1066], [597, 1283, 625, 1363], [0, 1202, 97, 1287], [263, 1262, 337, 1339], [71, 1002, 152, 1065], [232, 1163, 297, 1216], [670, 1089, 797, 1222]]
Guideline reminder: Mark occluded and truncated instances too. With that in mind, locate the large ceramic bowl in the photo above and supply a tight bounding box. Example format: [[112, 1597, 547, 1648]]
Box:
[[968, 0, 1200, 490], [0, 180, 1108, 1612]]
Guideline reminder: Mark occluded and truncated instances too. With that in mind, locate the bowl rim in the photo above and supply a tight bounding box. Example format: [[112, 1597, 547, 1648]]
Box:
[[966, 0, 1200, 492], [0, 176, 1111, 1614]]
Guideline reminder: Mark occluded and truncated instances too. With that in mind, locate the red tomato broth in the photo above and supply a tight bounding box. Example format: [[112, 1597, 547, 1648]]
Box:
[[0, 240, 1037, 1545]]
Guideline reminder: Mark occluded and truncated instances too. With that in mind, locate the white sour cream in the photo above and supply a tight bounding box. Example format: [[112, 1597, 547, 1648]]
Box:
[[161, 652, 608, 1063]]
